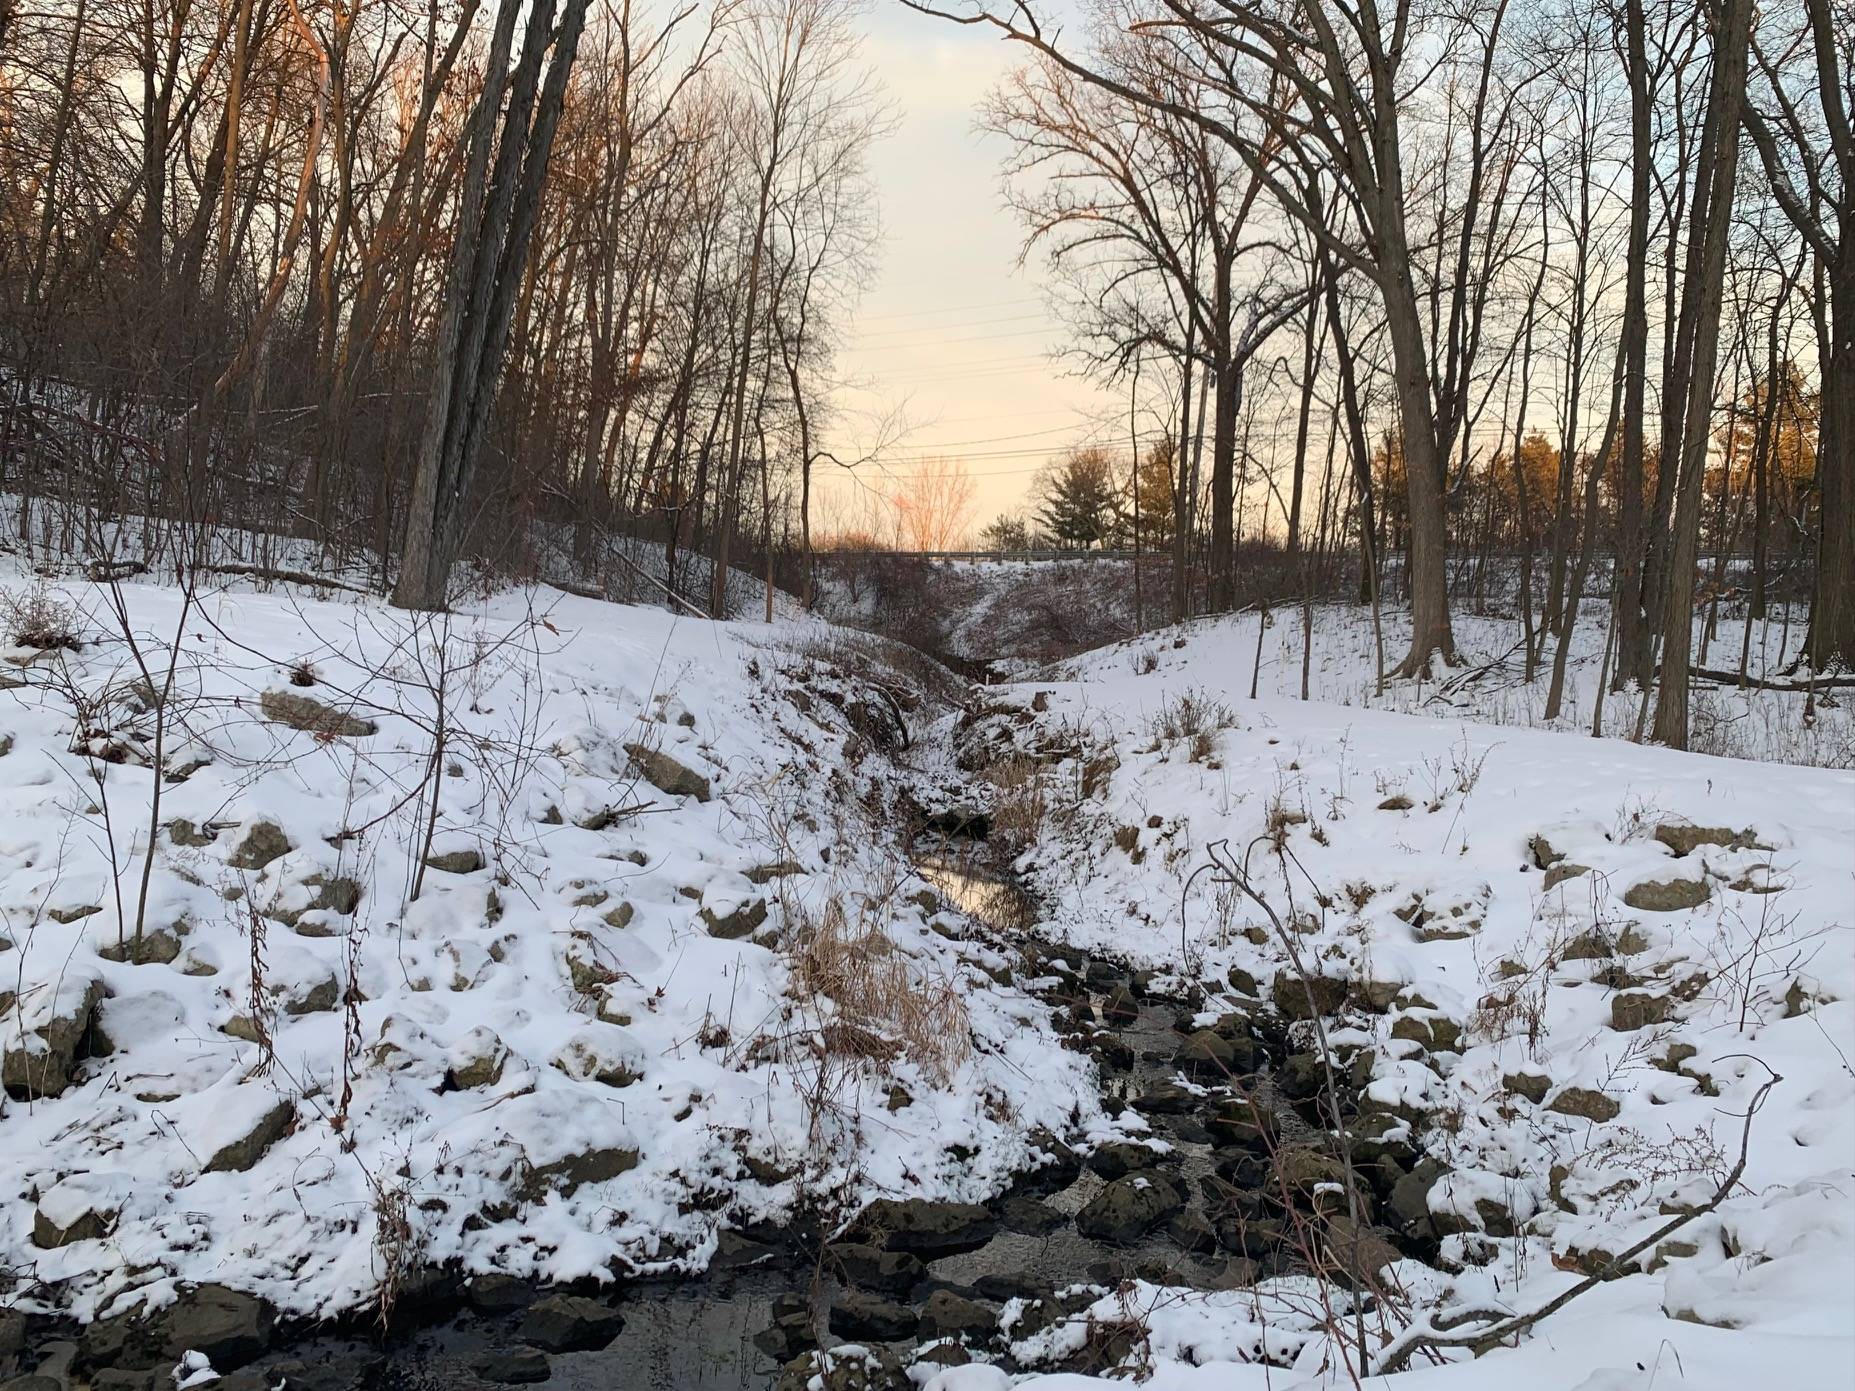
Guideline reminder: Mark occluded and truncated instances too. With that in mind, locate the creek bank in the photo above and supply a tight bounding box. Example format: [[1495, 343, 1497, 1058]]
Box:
[[6, 680, 1456, 1391], [8, 881, 1444, 1391]]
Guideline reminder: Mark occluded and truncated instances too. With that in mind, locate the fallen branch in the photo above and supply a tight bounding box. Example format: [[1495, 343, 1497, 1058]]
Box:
[[197, 562, 374, 594], [1689, 666, 1855, 693], [1374, 1061, 1781, 1375]]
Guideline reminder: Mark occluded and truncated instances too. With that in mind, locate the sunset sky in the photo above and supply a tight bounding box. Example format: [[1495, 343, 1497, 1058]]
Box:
[[815, 2, 1125, 539]]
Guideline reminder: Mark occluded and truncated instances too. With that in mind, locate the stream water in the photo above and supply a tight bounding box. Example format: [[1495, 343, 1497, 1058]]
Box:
[[36, 843, 1292, 1391]]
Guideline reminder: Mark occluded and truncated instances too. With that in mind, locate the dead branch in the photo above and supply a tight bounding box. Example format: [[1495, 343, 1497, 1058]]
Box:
[[1374, 1061, 1782, 1374]]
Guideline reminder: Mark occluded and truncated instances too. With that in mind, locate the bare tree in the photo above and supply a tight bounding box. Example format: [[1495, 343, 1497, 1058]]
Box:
[[393, 0, 594, 610]]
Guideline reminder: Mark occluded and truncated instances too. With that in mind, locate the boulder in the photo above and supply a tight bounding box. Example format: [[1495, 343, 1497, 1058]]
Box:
[[1167, 1211, 1219, 1254], [259, 690, 377, 738], [565, 936, 620, 992], [522, 1141, 639, 1197], [700, 894, 769, 941], [1502, 1070, 1551, 1104], [1075, 1173, 1182, 1245], [89, 1371, 158, 1391], [1352, 977, 1404, 1012], [165, 818, 220, 848], [423, 847, 485, 875], [214, 1357, 371, 1391], [1201, 1257, 1263, 1291], [551, 1025, 644, 1087], [1130, 1079, 1201, 1115], [159, 1286, 272, 1369], [228, 821, 291, 871], [369, 1014, 444, 1085], [2, 976, 104, 1100], [624, 742, 711, 801], [32, 1174, 127, 1248], [467, 1274, 535, 1313], [1087, 1140, 1169, 1180], [97, 926, 182, 965], [1387, 1159, 1445, 1237], [520, 1295, 623, 1353], [282, 973, 339, 1016], [1276, 1052, 1324, 1101], [447, 1027, 510, 1090], [1272, 1146, 1347, 1196], [1546, 1086, 1621, 1123], [853, 1198, 997, 1258], [473, 1347, 550, 1384], [1389, 1012, 1461, 1052], [774, 1346, 903, 1391], [1561, 924, 1651, 961], [829, 1243, 924, 1295], [1213, 1209, 1283, 1258], [1623, 878, 1710, 912], [998, 1196, 1065, 1235], [1206, 1096, 1279, 1150], [1173, 1029, 1242, 1076], [1320, 1214, 1403, 1283], [1271, 971, 1348, 1021], [1541, 862, 1591, 891], [830, 1291, 916, 1342], [1653, 823, 1745, 856], [601, 902, 635, 931], [917, 1290, 996, 1340], [1611, 991, 1674, 1031], [1102, 984, 1140, 1023], [1528, 835, 1565, 869], [204, 1097, 295, 1173]]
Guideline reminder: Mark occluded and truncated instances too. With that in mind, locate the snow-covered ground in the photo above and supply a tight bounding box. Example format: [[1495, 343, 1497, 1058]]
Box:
[[818, 552, 1847, 770], [929, 618, 1855, 1390], [1093, 601, 1848, 769], [2, 550, 1848, 1391], [0, 571, 1095, 1322]]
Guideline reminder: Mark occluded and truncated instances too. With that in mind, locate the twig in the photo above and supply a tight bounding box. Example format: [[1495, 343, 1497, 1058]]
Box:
[[1374, 1060, 1782, 1374]]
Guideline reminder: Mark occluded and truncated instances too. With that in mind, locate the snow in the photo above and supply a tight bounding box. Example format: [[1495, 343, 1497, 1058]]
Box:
[[2, 555, 1850, 1390], [935, 612, 1854, 1389], [0, 571, 1097, 1321]]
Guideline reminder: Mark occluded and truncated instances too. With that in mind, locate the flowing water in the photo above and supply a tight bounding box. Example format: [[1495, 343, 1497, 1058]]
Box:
[[37, 840, 1279, 1391]]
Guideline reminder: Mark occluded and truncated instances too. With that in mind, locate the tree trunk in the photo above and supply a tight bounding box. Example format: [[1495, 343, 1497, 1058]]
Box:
[[1652, 0, 1753, 746], [393, 0, 592, 611], [1207, 249, 1237, 611]]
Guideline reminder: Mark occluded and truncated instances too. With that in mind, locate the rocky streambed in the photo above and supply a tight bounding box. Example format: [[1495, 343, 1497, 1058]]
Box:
[[3, 840, 1446, 1391]]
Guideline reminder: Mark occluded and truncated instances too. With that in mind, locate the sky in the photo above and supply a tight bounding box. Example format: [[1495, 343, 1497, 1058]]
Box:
[[814, 1, 1123, 540]]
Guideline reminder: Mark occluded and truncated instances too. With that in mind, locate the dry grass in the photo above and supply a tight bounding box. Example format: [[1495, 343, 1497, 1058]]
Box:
[[789, 899, 970, 1087], [0, 583, 84, 650], [1148, 688, 1240, 744], [986, 752, 1048, 851]]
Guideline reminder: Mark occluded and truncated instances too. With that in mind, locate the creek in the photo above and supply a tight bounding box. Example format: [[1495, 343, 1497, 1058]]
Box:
[[30, 801, 1344, 1391]]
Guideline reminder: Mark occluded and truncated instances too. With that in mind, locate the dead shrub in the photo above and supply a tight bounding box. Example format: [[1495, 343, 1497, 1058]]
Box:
[[986, 752, 1047, 851], [789, 900, 970, 1086], [1148, 688, 1239, 744], [0, 583, 84, 650]]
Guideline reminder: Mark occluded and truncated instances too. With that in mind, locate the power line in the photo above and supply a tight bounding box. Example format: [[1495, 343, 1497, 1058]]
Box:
[[849, 311, 1053, 342], [851, 294, 1046, 323], [890, 422, 1096, 449], [874, 359, 1068, 385], [847, 325, 1058, 352]]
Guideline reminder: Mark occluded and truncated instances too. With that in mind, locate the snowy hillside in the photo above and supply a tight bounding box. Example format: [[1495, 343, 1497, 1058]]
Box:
[[0, 574, 1095, 1323], [0, 566, 1848, 1391], [920, 620, 1855, 1390]]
